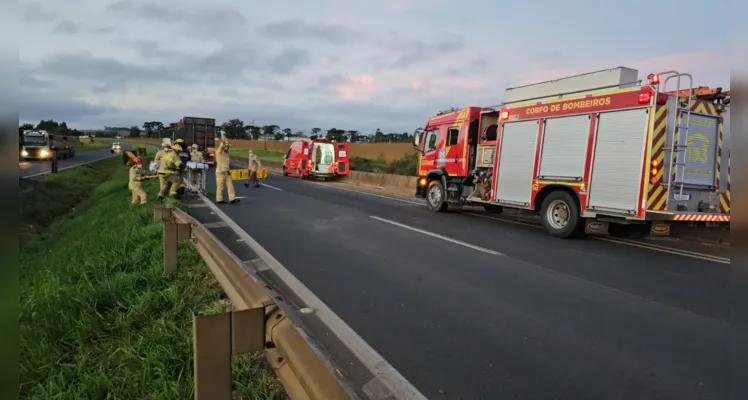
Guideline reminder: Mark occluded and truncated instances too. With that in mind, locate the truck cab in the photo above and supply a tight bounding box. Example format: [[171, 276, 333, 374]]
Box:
[[413, 107, 484, 205]]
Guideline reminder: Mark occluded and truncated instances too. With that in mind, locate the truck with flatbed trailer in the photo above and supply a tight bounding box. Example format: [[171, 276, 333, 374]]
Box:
[[20, 130, 76, 160], [412, 67, 730, 238]]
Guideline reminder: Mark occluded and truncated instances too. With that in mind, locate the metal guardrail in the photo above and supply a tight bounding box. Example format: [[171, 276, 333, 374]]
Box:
[[153, 205, 352, 400]]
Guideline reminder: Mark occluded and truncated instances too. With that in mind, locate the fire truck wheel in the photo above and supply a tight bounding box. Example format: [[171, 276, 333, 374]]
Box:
[[540, 191, 584, 238], [426, 180, 448, 212]]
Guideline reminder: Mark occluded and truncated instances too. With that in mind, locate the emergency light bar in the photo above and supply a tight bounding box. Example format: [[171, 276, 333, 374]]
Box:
[[647, 73, 660, 85]]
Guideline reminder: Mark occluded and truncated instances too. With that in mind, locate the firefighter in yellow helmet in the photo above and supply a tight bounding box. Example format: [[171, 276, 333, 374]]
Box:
[[157, 144, 184, 199], [129, 157, 147, 204], [174, 138, 189, 195], [154, 139, 170, 163], [215, 137, 238, 204]]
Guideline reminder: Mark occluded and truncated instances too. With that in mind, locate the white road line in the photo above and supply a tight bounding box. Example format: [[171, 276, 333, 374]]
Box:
[[195, 194, 427, 400], [260, 183, 282, 191], [460, 211, 730, 264], [369, 215, 504, 256], [21, 152, 119, 178], [597, 236, 731, 260], [592, 236, 730, 264], [301, 180, 424, 205]]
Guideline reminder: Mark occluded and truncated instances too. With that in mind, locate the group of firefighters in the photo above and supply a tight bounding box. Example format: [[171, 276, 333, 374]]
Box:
[[128, 136, 263, 205]]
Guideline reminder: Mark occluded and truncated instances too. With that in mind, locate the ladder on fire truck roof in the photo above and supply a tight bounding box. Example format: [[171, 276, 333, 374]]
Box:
[[651, 71, 693, 208]]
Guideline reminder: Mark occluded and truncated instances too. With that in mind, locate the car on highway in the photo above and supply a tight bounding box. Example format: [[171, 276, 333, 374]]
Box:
[[111, 142, 122, 154]]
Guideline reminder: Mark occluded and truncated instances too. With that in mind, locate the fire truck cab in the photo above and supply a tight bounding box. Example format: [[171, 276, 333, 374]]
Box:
[[282, 138, 350, 180], [414, 67, 730, 238]]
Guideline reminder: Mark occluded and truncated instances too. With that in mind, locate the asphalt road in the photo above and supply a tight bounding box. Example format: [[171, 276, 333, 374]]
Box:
[[18, 145, 126, 178], [198, 171, 733, 400]]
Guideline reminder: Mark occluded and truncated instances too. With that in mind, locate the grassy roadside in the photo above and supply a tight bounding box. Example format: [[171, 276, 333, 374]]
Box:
[[229, 148, 285, 163], [20, 151, 283, 399], [75, 142, 111, 153]]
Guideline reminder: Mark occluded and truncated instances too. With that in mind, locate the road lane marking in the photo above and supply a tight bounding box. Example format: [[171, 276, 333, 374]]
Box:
[[270, 173, 729, 264], [21, 151, 121, 178], [460, 211, 730, 264], [195, 194, 427, 400], [369, 215, 504, 256], [592, 236, 730, 264], [260, 183, 282, 191]]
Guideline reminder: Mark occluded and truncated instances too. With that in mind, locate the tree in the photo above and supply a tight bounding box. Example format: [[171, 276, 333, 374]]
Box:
[[293, 131, 305, 138], [311, 127, 321, 136], [129, 126, 141, 137], [325, 128, 346, 142], [143, 121, 165, 138], [274, 133, 285, 141], [347, 130, 360, 142], [373, 128, 384, 142], [246, 125, 261, 140], [221, 118, 245, 139], [282, 128, 292, 139], [261, 125, 280, 139]]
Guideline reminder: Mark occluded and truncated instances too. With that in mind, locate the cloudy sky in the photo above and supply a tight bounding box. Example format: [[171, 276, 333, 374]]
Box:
[[18, 0, 737, 133]]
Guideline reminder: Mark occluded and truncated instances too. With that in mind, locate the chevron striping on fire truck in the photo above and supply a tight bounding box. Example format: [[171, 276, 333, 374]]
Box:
[[412, 67, 730, 238]]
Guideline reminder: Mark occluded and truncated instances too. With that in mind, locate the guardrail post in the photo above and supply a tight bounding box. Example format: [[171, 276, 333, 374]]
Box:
[[155, 205, 192, 274], [193, 308, 266, 400]]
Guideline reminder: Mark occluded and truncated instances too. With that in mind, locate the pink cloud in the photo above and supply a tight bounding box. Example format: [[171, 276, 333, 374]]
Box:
[[336, 74, 376, 100]]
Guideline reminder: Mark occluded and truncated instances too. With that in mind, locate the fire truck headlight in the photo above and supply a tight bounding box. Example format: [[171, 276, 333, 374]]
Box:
[[40, 150, 48, 157], [419, 178, 427, 186], [21, 150, 28, 157]]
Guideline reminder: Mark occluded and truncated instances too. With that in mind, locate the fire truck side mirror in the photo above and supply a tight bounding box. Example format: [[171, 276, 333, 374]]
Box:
[[413, 132, 421, 148]]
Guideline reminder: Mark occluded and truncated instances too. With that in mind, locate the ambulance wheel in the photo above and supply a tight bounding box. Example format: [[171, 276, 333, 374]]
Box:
[[540, 191, 584, 238], [282, 166, 288, 176], [426, 180, 448, 212]]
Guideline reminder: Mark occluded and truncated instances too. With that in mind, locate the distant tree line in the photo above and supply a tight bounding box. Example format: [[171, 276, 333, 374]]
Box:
[[131, 118, 420, 143], [20, 118, 423, 144], [19, 120, 83, 136]]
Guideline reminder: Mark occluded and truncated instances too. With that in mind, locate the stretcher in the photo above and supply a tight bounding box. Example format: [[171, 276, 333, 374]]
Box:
[[186, 162, 209, 195]]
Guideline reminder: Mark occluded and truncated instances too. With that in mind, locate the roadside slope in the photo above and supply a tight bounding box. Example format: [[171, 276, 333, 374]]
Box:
[[19, 153, 283, 399]]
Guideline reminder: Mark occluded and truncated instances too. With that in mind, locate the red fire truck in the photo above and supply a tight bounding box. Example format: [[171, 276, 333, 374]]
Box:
[[282, 138, 350, 180], [413, 68, 730, 238]]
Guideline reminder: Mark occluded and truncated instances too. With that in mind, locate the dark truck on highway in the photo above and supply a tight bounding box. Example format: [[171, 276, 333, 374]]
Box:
[[174, 117, 216, 166]]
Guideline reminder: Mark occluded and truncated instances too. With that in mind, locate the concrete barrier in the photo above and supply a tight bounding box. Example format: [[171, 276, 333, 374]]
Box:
[[346, 170, 419, 190]]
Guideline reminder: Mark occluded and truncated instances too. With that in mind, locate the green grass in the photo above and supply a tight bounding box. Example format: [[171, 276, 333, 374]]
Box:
[[75, 142, 111, 153], [229, 149, 286, 163], [20, 150, 284, 399]]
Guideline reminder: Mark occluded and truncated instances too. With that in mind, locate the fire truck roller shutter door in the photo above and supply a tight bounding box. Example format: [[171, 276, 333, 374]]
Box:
[[587, 108, 649, 214], [538, 115, 590, 180], [495, 120, 539, 205]]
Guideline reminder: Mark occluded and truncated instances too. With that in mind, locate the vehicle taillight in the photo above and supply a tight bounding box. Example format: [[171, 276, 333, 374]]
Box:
[[638, 92, 651, 104], [647, 73, 660, 85], [500, 111, 509, 120], [650, 159, 658, 184], [208, 152, 214, 157]]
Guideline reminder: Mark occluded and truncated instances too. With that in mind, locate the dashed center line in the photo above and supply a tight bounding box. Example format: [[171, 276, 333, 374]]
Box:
[[369, 215, 504, 256]]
